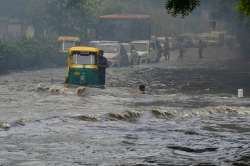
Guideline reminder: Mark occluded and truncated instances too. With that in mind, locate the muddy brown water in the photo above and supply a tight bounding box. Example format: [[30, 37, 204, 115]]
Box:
[[0, 60, 250, 165]]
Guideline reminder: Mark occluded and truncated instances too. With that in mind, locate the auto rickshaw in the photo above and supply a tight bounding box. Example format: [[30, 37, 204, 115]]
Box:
[[58, 36, 80, 53], [65, 46, 108, 87]]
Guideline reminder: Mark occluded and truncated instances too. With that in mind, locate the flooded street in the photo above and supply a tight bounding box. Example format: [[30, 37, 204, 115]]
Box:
[[2, 0, 250, 165], [0, 57, 250, 166]]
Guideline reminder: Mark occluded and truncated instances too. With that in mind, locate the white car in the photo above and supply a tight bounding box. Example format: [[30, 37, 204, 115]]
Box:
[[89, 41, 129, 67], [130, 40, 158, 64]]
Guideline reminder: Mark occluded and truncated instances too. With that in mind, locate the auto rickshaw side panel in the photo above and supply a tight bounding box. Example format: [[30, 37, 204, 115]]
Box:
[[67, 66, 105, 86]]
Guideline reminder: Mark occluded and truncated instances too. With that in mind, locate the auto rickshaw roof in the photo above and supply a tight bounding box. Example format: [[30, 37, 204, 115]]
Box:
[[99, 14, 150, 20], [69, 46, 100, 54], [58, 36, 80, 42], [131, 40, 150, 44]]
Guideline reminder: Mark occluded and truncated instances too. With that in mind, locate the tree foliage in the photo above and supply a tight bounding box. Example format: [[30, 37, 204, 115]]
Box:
[[166, 0, 200, 16], [0, 39, 63, 71], [166, 0, 250, 16], [0, 0, 100, 37], [41, 0, 100, 36], [238, 0, 250, 16]]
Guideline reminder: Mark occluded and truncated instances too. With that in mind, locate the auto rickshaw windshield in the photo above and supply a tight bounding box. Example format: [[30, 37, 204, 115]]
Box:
[[71, 52, 97, 65]]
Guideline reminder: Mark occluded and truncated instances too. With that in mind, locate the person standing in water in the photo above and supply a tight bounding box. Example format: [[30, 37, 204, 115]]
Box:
[[198, 39, 205, 59], [155, 39, 163, 62], [163, 38, 170, 61], [131, 45, 140, 65], [178, 40, 184, 60]]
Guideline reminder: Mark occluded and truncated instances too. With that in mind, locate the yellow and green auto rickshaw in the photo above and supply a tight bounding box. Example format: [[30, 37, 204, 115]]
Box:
[[65, 46, 108, 87]]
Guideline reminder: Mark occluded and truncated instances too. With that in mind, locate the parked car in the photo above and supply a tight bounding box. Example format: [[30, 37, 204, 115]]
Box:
[[130, 40, 158, 65], [89, 41, 129, 67]]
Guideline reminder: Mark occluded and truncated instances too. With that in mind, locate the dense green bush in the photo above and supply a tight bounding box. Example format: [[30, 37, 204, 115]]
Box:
[[0, 39, 66, 72]]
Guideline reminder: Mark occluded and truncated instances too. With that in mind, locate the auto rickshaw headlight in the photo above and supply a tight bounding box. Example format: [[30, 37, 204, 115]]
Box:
[[74, 72, 81, 77]]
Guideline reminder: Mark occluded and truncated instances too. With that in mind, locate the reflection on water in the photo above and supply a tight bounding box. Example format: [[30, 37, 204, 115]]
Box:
[[0, 67, 250, 165]]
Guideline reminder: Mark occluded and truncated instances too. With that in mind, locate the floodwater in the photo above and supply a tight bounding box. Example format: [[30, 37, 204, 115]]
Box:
[[0, 51, 250, 166]]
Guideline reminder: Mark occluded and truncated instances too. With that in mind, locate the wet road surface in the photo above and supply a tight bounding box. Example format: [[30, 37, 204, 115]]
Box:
[[0, 55, 250, 165]]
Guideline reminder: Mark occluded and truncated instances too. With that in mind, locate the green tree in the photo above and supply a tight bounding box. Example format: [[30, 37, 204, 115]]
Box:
[[0, 0, 100, 38], [39, 0, 100, 37], [166, 0, 200, 16], [165, 0, 250, 16], [238, 0, 250, 16]]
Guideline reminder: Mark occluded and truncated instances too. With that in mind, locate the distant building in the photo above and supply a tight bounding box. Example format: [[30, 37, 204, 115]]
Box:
[[0, 18, 35, 40]]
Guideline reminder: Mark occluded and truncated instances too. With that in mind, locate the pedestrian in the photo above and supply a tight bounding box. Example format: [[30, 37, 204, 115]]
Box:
[[163, 38, 170, 61], [155, 39, 162, 62], [119, 45, 129, 67], [198, 39, 205, 59], [99, 50, 108, 67], [131, 45, 139, 65], [178, 40, 184, 60]]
